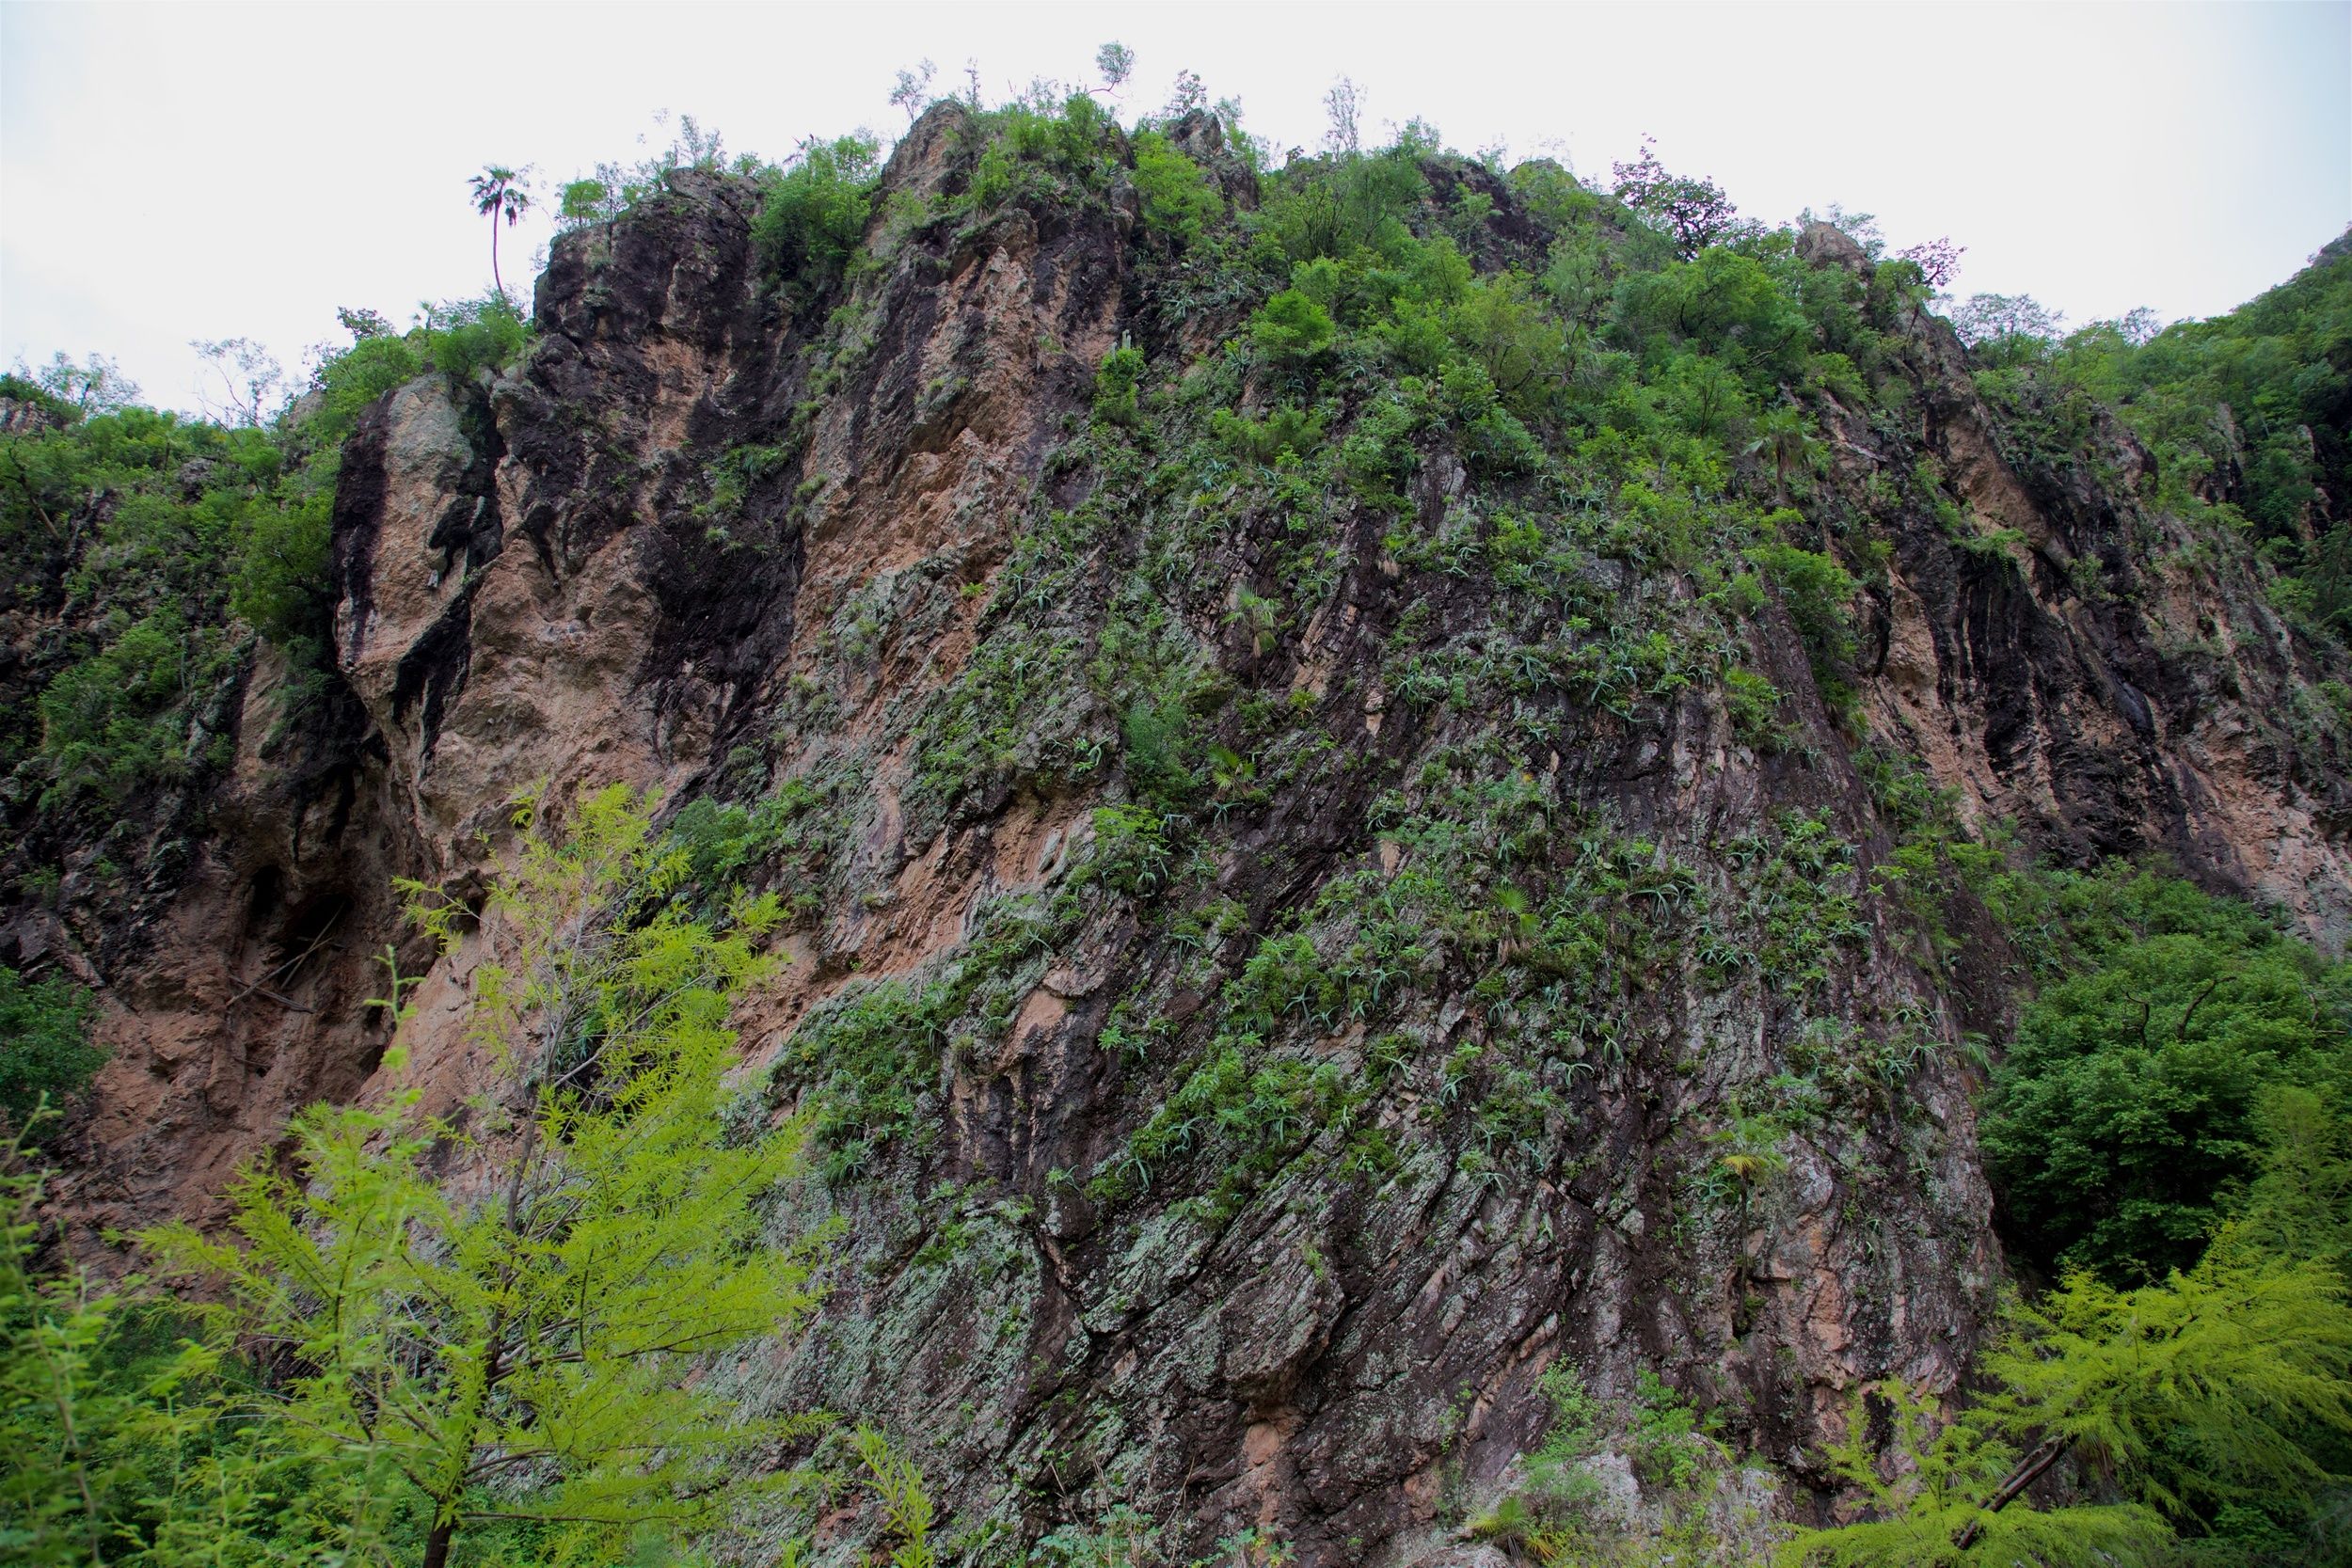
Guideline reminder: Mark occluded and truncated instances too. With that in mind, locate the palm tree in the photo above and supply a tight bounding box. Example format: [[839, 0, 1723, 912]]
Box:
[[1745, 406, 1820, 507], [469, 165, 534, 308]]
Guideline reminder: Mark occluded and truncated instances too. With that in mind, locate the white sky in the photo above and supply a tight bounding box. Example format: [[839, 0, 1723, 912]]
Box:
[[4, 1, 2346, 414]]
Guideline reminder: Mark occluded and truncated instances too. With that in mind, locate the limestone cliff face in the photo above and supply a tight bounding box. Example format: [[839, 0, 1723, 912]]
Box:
[[38, 109, 2352, 1562]]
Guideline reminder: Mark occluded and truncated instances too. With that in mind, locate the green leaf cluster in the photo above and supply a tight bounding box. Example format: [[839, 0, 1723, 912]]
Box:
[[1130, 130, 1221, 246], [752, 133, 884, 294], [1783, 1258, 2352, 1566], [5, 784, 828, 1566], [0, 967, 102, 1135], [2043, 236, 2352, 640], [1981, 872, 2352, 1284]]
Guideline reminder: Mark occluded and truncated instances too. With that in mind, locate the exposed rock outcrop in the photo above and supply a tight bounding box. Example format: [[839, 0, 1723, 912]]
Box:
[[30, 102, 2352, 1563]]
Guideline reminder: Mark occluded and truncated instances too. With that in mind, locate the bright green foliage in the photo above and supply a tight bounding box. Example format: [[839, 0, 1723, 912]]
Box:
[[1084, 802, 1176, 896], [1723, 666, 1784, 747], [1095, 344, 1145, 425], [1987, 1261, 2352, 1522], [3, 1150, 254, 1565], [1778, 1259, 2352, 1560], [558, 178, 612, 223], [1720, 808, 1869, 994], [1780, 1381, 2170, 1567], [752, 134, 883, 293], [1745, 539, 1858, 711], [138, 784, 821, 1566], [1785, 1257, 2352, 1565], [2217, 1082, 2352, 1275], [314, 297, 528, 424], [1435, 270, 1570, 420], [0, 968, 102, 1134], [5, 1143, 413, 1565], [2044, 235, 2352, 638], [230, 487, 334, 644], [1981, 875, 2352, 1283], [1211, 404, 1324, 465], [1628, 1370, 1710, 1489], [1102, 1040, 1359, 1208], [852, 1425, 938, 1568], [1131, 130, 1221, 245], [1533, 1363, 1605, 1468], [306, 321, 421, 445], [408, 295, 530, 388], [1248, 289, 1337, 364]]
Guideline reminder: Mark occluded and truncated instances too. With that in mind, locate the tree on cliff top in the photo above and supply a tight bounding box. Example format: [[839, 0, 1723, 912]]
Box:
[[468, 165, 533, 309], [1611, 136, 1754, 260]]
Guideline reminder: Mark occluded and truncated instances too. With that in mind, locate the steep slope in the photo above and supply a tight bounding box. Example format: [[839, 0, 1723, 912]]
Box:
[[10, 101, 2350, 1563]]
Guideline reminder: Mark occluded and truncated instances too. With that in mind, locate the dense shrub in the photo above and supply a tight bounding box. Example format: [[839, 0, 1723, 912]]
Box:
[[306, 329, 419, 445], [1130, 130, 1220, 245], [1249, 289, 1337, 364], [751, 134, 882, 292], [1211, 404, 1324, 464], [413, 295, 530, 385], [1093, 344, 1144, 425], [0, 968, 102, 1133], [1983, 873, 2352, 1283]]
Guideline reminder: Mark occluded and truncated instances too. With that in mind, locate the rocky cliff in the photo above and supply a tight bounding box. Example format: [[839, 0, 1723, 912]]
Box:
[[17, 103, 2352, 1563]]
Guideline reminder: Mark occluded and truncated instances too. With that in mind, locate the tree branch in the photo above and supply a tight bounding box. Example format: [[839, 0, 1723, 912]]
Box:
[[1952, 1433, 2073, 1550]]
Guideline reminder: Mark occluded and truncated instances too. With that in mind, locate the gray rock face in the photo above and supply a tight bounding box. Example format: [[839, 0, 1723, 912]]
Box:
[[1795, 221, 1871, 275]]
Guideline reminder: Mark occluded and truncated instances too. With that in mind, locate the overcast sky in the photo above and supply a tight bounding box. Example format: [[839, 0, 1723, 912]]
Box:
[[4, 1, 2345, 414]]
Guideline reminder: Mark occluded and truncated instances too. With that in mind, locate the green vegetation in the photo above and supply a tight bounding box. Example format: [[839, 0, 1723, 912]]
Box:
[[1130, 130, 1221, 246], [1093, 342, 1145, 425], [752, 134, 884, 293], [1, 294, 529, 826], [1980, 869, 2352, 1284], [1784, 1259, 2352, 1566], [3, 786, 841, 1566], [7, 53, 2352, 1568], [0, 967, 101, 1135], [1967, 236, 2352, 641], [1248, 289, 1337, 364]]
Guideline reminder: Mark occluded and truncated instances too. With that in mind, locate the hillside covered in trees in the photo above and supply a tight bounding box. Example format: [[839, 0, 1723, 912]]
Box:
[[4, 58, 2350, 1568]]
